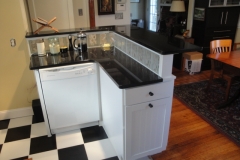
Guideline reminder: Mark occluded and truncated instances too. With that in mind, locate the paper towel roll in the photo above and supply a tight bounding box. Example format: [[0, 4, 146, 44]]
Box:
[[37, 42, 46, 56]]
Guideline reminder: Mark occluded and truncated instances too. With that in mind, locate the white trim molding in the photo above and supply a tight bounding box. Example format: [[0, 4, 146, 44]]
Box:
[[0, 107, 33, 120]]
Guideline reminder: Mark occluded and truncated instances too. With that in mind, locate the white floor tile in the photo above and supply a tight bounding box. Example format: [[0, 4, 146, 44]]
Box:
[[84, 139, 117, 160], [56, 129, 84, 149], [0, 129, 7, 144], [0, 139, 30, 160], [8, 116, 32, 128], [29, 150, 59, 160], [31, 122, 48, 138]]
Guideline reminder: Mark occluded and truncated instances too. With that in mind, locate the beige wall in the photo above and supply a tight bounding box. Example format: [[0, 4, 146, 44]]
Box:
[[72, 0, 90, 28], [27, 0, 90, 31], [94, 0, 131, 26], [27, 0, 131, 30], [0, 0, 38, 111]]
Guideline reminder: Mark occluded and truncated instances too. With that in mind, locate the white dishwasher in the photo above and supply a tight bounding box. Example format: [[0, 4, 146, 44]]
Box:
[[39, 63, 100, 134]]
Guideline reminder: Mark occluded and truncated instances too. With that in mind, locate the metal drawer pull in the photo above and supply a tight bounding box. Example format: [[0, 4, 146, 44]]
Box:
[[213, 36, 230, 39], [225, 11, 228, 24], [149, 104, 153, 108], [221, 12, 223, 24], [214, 30, 231, 32], [149, 92, 154, 96]]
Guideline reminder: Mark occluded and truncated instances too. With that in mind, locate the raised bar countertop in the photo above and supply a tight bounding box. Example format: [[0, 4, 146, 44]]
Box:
[[30, 47, 163, 89], [26, 25, 202, 55], [28, 26, 201, 89]]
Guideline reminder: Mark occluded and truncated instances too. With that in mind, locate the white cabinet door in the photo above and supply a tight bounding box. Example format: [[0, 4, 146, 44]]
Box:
[[125, 98, 171, 160]]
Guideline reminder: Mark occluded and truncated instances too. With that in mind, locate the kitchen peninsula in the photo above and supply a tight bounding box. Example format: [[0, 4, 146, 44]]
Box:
[[26, 26, 201, 160]]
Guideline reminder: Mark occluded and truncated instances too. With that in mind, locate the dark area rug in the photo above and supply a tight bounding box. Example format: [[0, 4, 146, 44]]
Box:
[[174, 79, 240, 146]]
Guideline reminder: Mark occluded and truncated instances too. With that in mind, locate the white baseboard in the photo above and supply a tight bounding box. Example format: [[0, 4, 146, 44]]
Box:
[[0, 107, 33, 120]]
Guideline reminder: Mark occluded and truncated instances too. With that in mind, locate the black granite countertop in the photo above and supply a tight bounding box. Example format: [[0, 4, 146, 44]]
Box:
[[30, 47, 162, 89], [26, 25, 202, 55]]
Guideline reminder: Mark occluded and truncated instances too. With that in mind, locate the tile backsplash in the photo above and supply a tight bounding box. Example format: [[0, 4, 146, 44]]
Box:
[[114, 34, 160, 75], [87, 32, 160, 74], [87, 32, 115, 48]]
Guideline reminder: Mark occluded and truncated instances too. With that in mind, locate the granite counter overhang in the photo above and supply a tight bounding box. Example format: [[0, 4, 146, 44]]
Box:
[[30, 47, 163, 89], [25, 25, 202, 55]]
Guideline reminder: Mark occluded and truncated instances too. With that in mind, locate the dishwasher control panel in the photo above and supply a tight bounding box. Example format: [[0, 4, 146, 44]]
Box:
[[39, 63, 96, 81]]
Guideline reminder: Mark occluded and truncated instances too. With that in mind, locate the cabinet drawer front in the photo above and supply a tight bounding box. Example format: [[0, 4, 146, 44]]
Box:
[[124, 80, 173, 106], [201, 34, 235, 47], [205, 27, 236, 36]]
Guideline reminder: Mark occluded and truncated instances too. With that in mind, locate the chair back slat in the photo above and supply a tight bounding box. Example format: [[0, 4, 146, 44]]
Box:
[[210, 39, 232, 58]]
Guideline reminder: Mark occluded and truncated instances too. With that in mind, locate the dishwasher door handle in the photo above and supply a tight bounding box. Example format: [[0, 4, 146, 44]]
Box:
[[39, 64, 96, 81], [46, 67, 76, 72], [43, 66, 92, 73]]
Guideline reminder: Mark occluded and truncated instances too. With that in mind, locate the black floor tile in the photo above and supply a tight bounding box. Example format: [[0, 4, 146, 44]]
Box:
[[103, 156, 119, 160], [30, 135, 57, 155], [81, 126, 108, 143], [58, 145, 88, 160], [32, 115, 44, 124], [0, 119, 10, 130], [5, 125, 31, 143], [12, 156, 28, 160]]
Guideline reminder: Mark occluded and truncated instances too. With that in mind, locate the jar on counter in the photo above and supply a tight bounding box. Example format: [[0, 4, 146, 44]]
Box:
[[59, 37, 68, 53], [48, 37, 60, 54]]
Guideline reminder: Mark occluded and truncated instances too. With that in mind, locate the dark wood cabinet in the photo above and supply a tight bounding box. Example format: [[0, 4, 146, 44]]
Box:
[[192, 0, 240, 70], [206, 7, 239, 28]]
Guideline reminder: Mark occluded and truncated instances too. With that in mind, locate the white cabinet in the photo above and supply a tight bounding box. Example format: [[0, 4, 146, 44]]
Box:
[[99, 67, 174, 160], [209, 0, 240, 7], [125, 98, 171, 160]]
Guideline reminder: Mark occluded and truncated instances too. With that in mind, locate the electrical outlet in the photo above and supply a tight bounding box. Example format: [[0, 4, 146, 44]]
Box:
[[10, 38, 16, 47], [78, 9, 83, 16]]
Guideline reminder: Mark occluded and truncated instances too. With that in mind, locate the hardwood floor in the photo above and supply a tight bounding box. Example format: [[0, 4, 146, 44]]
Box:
[[151, 69, 240, 160]]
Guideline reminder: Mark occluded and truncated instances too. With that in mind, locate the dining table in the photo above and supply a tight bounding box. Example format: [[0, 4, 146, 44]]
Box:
[[207, 50, 240, 109]]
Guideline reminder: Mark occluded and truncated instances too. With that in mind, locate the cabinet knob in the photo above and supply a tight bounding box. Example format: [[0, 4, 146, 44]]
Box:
[[149, 92, 154, 96], [149, 103, 153, 108]]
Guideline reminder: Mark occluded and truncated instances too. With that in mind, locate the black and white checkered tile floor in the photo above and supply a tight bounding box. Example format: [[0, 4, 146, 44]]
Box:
[[0, 115, 119, 160]]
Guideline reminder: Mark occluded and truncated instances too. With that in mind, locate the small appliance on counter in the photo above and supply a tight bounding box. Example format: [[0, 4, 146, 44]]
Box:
[[73, 30, 87, 53]]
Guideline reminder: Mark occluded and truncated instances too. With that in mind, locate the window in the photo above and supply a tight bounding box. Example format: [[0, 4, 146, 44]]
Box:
[[149, 0, 158, 32]]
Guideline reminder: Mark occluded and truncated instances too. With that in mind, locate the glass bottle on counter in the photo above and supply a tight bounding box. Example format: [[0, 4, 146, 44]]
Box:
[[48, 37, 60, 54]]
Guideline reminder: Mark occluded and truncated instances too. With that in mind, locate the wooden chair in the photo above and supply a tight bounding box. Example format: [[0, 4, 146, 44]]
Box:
[[207, 39, 233, 100]]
